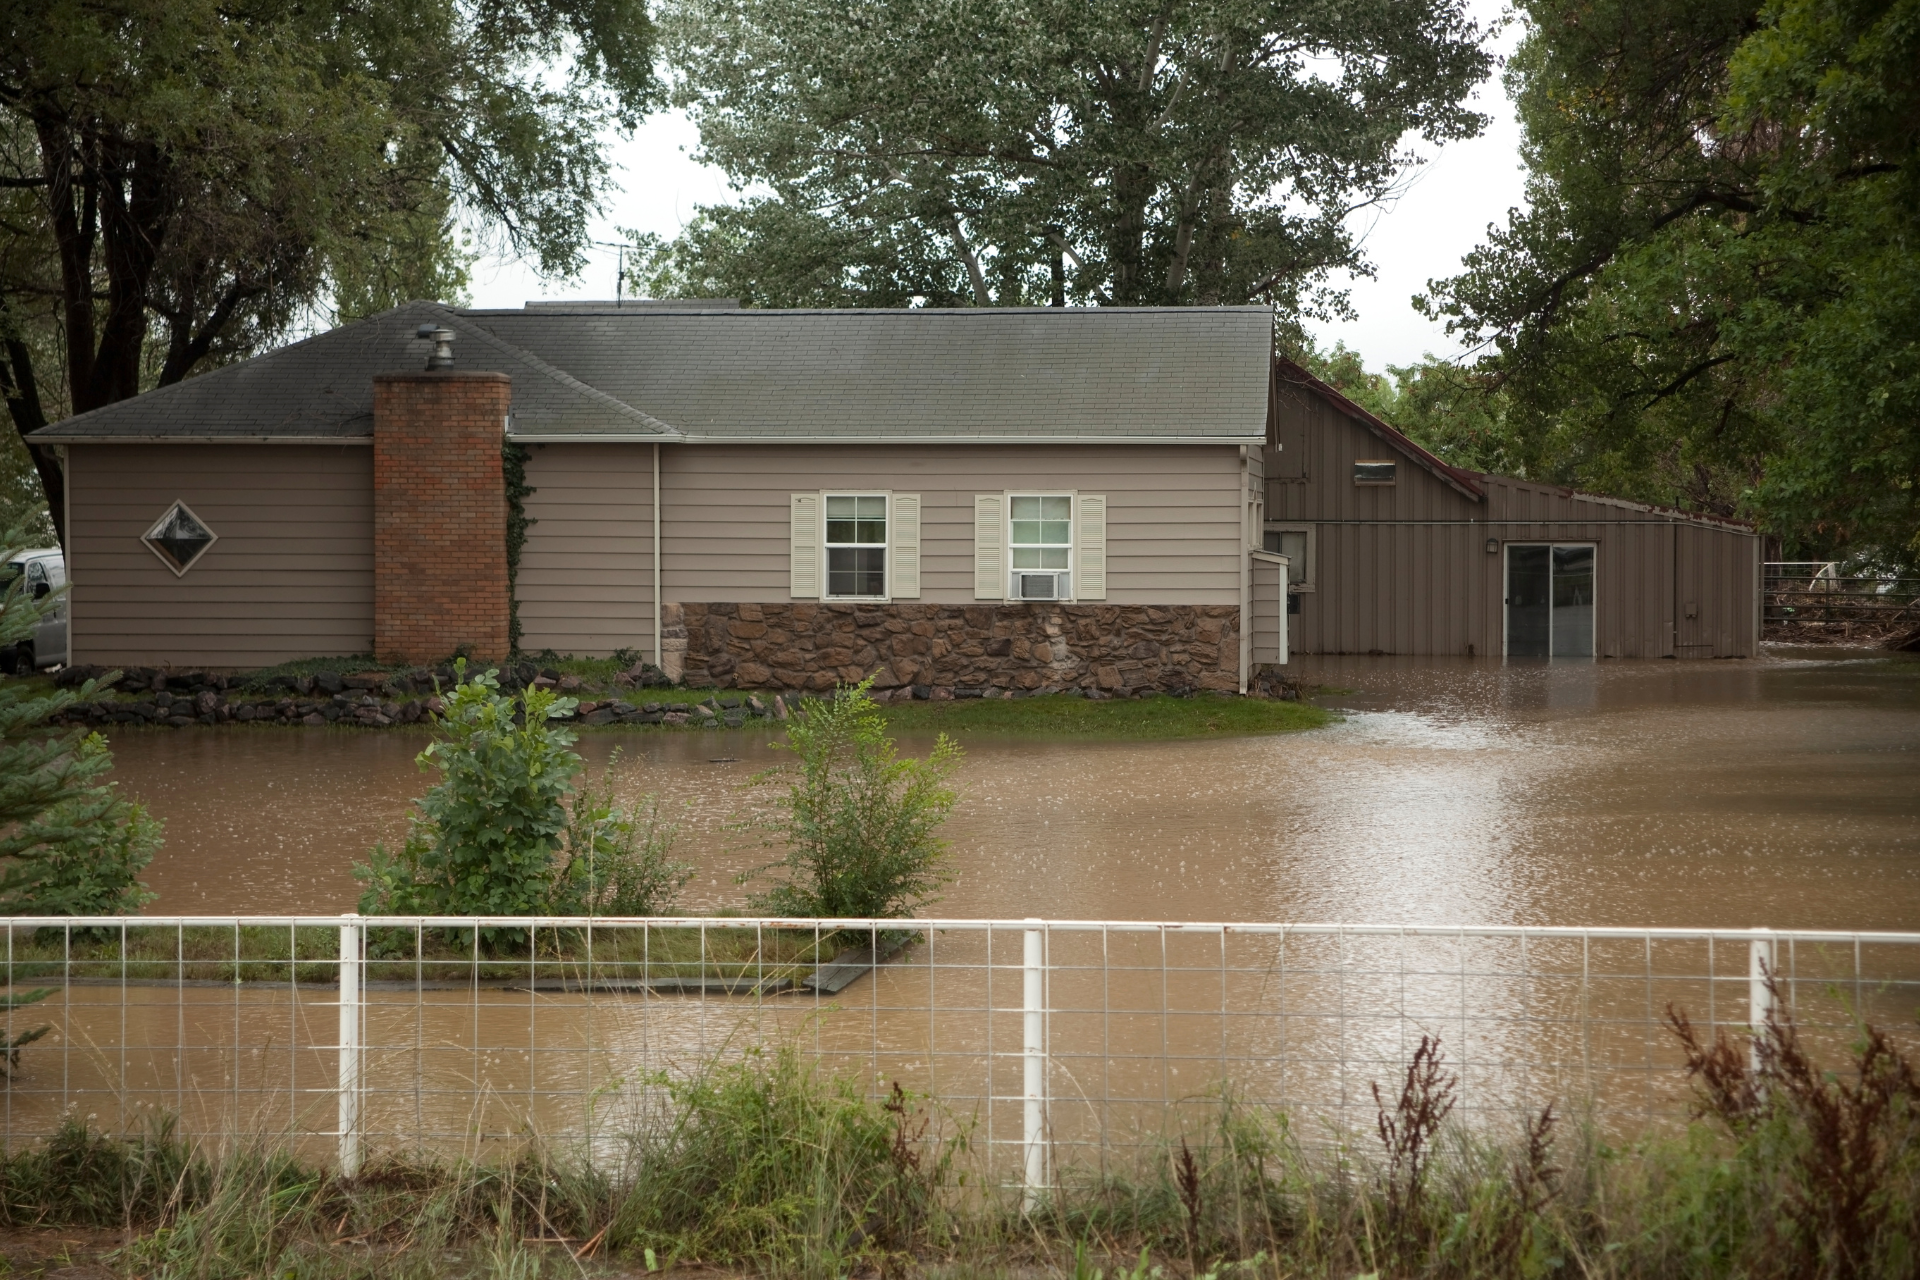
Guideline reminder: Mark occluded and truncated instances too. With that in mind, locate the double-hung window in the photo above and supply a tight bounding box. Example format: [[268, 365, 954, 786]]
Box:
[[824, 494, 888, 597], [1009, 495, 1072, 599]]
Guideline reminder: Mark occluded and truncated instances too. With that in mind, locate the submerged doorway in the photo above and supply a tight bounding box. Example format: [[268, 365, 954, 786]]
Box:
[[1505, 544, 1595, 657]]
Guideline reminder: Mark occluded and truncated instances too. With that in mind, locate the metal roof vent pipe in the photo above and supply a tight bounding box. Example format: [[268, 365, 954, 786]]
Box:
[[416, 323, 455, 370]]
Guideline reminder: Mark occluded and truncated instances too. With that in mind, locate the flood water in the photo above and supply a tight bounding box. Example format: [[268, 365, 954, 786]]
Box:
[[106, 647, 1920, 930], [11, 648, 1915, 1158]]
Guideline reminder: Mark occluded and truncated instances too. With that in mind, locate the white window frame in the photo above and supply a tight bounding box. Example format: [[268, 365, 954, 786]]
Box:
[[1263, 522, 1316, 592], [1006, 491, 1075, 602], [1353, 459, 1398, 486], [821, 491, 891, 602]]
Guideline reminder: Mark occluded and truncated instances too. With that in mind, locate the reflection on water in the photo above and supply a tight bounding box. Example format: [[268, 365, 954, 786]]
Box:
[[108, 649, 1920, 930]]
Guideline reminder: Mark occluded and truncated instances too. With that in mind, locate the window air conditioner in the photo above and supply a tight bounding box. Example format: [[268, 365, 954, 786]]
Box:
[[1012, 571, 1070, 600]]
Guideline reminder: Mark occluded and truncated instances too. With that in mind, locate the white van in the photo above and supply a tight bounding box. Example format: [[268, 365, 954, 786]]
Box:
[[2, 548, 68, 672]]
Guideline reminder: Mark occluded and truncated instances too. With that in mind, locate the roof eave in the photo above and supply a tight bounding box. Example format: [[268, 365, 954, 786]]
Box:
[[509, 432, 1266, 445], [36, 434, 373, 445]]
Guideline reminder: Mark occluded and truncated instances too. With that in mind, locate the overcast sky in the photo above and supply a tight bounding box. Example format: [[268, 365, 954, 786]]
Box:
[[466, 1, 1526, 373]]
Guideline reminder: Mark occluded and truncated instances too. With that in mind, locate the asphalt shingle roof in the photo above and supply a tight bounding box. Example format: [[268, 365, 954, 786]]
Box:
[[465, 306, 1272, 441], [31, 302, 1272, 444]]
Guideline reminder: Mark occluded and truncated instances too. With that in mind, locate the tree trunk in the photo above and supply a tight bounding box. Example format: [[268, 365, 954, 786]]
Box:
[[1108, 163, 1154, 304], [0, 338, 64, 549]]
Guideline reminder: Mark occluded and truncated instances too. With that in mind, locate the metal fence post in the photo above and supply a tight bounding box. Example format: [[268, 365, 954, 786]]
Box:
[[1023, 919, 1047, 1209], [339, 913, 362, 1177], [1749, 930, 1774, 1076]]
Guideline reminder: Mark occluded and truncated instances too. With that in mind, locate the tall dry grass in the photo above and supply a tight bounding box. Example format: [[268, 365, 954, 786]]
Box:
[[0, 988, 1912, 1278]]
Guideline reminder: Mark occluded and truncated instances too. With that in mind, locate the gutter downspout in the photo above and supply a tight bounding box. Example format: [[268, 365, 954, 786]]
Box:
[[652, 442, 662, 669], [55, 445, 70, 665], [1239, 445, 1251, 695]]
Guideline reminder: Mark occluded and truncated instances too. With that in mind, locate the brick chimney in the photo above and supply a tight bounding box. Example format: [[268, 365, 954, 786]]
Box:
[[372, 357, 512, 665]]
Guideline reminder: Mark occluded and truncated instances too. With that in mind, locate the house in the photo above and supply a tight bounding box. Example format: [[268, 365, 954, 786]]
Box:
[[30, 301, 1278, 694], [1265, 360, 1761, 658], [26, 301, 1758, 692]]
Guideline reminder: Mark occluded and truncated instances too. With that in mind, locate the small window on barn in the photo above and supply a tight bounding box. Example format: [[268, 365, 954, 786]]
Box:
[[142, 501, 218, 576], [1263, 524, 1314, 590], [1353, 460, 1397, 486]]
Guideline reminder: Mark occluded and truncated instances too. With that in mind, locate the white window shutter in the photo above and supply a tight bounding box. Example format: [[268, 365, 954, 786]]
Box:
[[974, 494, 1005, 599], [789, 493, 820, 598], [1076, 494, 1107, 600], [891, 493, 921, 598]]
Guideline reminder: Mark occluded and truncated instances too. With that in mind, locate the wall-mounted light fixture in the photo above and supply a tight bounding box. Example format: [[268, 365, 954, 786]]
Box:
[[1485, 537, 1500, 555]]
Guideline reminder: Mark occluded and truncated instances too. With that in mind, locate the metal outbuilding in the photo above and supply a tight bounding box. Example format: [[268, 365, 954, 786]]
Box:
[[1263, 358, 1760, 659]]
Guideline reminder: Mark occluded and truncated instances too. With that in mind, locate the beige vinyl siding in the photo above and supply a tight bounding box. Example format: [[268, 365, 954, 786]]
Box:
[[664, 444, 1243, 605], [67, 443, 372, 666], [516, 443, 657, 658]]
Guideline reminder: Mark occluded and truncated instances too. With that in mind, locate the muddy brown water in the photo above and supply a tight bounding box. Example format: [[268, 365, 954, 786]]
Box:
[[10, 649, 1918, 1156], [103, 647, 1920, 928]]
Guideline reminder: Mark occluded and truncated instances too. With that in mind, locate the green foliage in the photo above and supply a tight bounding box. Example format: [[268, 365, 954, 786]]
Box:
[[0, 529, 159, 918], [743, 680, 961, 919], [0, 428, 52, 546], [1419, 0, 1920, 568], [0, 996, 1915, 1277], [647, 0, 1492, 319], [356, 664, 688, 929], [611, 1048, 948, 1267], [356, 664, 582, 921], [553, 762, 693, 916], [502, 440, 536, 656], [878, 690, 1330, 741], [0, 0, 660, 508]]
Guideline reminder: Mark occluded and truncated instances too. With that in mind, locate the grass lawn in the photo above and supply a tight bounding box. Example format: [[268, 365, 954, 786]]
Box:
[[874, 691, 1331, 740]]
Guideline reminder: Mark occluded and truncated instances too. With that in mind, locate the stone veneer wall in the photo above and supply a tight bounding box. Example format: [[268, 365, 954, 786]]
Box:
[[676, 602, 1240, 694]]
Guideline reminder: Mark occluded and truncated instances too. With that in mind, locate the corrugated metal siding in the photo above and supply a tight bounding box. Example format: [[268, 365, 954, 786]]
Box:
[[67, 443, 373, 665], [1267, 395, 1760, 658], [517, 443, 657, 659], [663, 443, 1244, 605]]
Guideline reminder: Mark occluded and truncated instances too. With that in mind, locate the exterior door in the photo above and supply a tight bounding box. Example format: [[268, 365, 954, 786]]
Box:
[[1505, 543, 1595, 658]]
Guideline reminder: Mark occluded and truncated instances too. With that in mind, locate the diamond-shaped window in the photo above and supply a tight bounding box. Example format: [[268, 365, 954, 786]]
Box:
[[142, 501, 218, 576]]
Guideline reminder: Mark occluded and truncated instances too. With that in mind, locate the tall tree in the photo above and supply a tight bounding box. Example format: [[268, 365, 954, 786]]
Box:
[[642, 0, 1491, 324], [0, 0, 659, 544], [1419, 0, 1920, 567]]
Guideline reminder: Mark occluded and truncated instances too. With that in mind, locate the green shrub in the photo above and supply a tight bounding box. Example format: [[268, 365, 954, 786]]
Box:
[[0, 526, 160, 919], [608, 1048, 948, 1270], [356, 663, 688, 932], [741, 678, 960, 919]]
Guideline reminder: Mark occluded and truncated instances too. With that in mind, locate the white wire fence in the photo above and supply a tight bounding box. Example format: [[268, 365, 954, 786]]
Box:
[[4, 916, 1918, 1189]]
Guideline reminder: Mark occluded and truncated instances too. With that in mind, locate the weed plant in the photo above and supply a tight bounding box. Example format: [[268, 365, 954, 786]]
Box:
[[0, 988, 1912, 1278], [741, 679, 961, 920]]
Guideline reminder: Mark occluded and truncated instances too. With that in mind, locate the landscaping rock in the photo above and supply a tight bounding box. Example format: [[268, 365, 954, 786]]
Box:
[[301, 712, 326, 726], [314, 671, 344, 695]]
